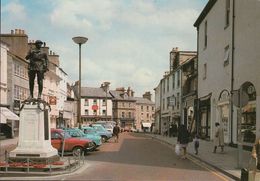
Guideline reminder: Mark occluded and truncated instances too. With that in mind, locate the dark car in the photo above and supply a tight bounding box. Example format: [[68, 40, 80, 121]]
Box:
[[51, 129, 95, 156]]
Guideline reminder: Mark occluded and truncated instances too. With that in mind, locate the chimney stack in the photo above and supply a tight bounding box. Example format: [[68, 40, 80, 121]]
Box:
[[143, 91, 152, 101]]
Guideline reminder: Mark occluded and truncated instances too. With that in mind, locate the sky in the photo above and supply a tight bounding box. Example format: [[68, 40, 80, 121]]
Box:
[[1, 0, 208, 98]]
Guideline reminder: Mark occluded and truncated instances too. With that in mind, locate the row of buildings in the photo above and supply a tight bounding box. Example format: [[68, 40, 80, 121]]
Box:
[[0, 30, 155, 139], [154, 0, 260, 147]]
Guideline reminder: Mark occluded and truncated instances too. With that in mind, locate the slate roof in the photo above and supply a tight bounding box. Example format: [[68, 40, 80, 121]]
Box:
[[109, 90, 136, 102], [81, 87, 112, 99], [132, 97, 155, 105]]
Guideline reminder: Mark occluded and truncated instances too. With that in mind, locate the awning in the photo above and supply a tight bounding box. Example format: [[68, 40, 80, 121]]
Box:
[[142, 122, 152, 128], [0, 107, 19, 124]]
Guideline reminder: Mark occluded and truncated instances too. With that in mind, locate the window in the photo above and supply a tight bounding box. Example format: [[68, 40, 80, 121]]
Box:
[[162, 80, 165, 93], [14, 85, 29, 100], [204, 21, 207, 48], [147, 106, 149, 111], [177, 93, 180, 109], [93, 99, 97, 105], [177, 71, 180, 88], [122, 112, 125, 118], [85, 109, 89, 115], [152, 106, 154, 111], [128, 112, 131, 118], [84, 99, 89, 106], [147, 113, 149, 118], [167, 97, 170, 108], [224, 45, 229, 66], [166, 77, 169, 92], [102, 110, 106, 115], [203, 63, 207, 80], [141, 106, 143, 111], [102, 99, 106, 106], [122, 103, 125, 107], [93, 110, 97, 115], [172, 75, 175, 89], [162, 99, 165, 110], [225, 0, 230, 27]]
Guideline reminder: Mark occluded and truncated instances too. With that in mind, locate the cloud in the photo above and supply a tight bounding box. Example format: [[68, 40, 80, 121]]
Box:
[[2, 1, 27, 21]]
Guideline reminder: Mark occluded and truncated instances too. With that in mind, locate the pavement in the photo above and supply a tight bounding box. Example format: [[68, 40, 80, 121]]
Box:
[[146, 133, 255, 181], [0, 135, 255, 180]]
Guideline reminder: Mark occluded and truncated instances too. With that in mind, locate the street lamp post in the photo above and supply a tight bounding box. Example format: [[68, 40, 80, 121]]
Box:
[[102, 82, 110, 121], [72, 36, 88, 128]]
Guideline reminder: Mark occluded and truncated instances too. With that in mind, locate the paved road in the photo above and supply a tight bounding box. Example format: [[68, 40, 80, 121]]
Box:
[[56, 132, 233, 181]]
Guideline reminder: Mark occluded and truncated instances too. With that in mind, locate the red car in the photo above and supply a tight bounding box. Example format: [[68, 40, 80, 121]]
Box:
[[51, 129, 95, 156]]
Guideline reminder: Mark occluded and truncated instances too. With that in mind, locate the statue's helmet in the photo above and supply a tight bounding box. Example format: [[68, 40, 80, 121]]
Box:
[[35, 40, 43, 45]]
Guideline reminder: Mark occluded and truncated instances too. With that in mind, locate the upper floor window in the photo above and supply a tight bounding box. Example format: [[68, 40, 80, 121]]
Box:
[[85, 109, 89, 115], [204, 21, 207, 48], [203, 63, 207, 80], [128, 112, 131, 118], [93, 110, 97, 115], [166, 77, 169, 92], [225, 0, 230, 27], [172, 74, 175, 89], [141, 106, 143, 111], [93, 99, 97, 105], [177, 71, 180, 88], [84, 99, 89, 106], [122, 112, 125, 118], [224, 45, 230, 66], [147, 106, 149, 111], [102, 110, 106, 115], [102, 99, 106, 106]]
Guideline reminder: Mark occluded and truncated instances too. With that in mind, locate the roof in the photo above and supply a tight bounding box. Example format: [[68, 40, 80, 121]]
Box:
[[194, 0, 217, 27], [81, 87, 112, 99], [132, 97, 154, 105], [109, 90, 136, 102]]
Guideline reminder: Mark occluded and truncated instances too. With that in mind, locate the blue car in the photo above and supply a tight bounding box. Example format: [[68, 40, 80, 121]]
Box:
[[86, 124, 112, 143], [64, 128, 102, 149]]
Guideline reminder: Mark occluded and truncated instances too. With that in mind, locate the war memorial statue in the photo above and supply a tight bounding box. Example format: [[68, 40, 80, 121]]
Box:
[[25, 40, 49, 100]]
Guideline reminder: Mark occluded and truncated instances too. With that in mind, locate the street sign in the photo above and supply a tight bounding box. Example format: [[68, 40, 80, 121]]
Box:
[[232, 89, 249, 107]]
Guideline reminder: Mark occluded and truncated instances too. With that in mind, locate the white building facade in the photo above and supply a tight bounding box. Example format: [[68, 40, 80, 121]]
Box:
[[194, 0, 260, 145]]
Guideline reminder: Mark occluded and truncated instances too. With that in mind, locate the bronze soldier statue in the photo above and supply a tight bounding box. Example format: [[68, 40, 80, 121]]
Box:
[[25, 40, 49, 100]]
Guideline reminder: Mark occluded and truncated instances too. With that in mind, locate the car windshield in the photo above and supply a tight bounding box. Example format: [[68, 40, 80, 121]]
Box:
[[93, 125, 106, 132], [84, 128, 96, 134], [60, 131, 71, 138]]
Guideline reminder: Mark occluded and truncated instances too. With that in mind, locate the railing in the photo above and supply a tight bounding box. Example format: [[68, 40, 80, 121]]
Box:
[[0, 150, 85, 174]]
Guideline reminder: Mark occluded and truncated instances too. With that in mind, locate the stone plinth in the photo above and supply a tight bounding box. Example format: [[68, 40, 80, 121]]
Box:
[[10, 103, 57, 158]]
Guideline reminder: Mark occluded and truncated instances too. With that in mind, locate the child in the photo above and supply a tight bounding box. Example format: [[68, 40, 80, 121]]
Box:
[[194, 135, 199, 155]]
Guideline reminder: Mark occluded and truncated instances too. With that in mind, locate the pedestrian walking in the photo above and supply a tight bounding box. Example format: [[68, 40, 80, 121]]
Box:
[[113, 123, 120, 143], [213, 122, 224, 153], [194, 134, 199, 155], [252, 137, 260, 170], [177, 124, 189, 159]]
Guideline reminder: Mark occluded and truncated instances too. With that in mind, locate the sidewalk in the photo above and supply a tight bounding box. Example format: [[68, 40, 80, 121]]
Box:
[[147, 134, 252, 180], [0, 137, 18, 161]]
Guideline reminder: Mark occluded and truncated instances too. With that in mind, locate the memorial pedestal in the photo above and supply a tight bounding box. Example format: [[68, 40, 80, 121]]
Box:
[[10, 102, 58, 161]]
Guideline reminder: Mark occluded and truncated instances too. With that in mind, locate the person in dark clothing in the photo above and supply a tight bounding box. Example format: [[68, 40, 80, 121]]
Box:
[[113, 123, 120, 143], [177, 124, 189, 159], [172, 122, 178, 137]]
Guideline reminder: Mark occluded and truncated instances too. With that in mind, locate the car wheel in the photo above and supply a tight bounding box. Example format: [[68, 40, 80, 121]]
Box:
[[101, 136, 107, 143], [72, 146, 83, 157]]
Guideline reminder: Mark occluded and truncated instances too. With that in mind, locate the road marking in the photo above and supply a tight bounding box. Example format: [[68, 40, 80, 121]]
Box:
[[188, 155, 231, 181]]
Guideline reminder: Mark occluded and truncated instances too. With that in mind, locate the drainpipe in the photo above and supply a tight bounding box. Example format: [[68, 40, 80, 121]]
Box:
[[159, 80, 162, 134], [195, 27, 199, 135], [230, 0, 235, 145]]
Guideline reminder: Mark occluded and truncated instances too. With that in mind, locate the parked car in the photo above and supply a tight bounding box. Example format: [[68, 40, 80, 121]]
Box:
[[95, 121, 114, 133], [64, 128, 102, 149], [90, 124, 113, 142], [51, 129, 95, 156]]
